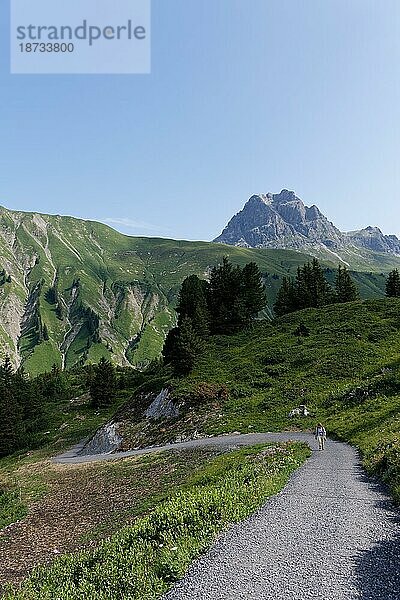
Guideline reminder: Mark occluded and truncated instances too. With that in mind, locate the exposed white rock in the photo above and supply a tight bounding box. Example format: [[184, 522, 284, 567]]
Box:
[[145, 388, 179, 420], [79, 422, 123, 455]]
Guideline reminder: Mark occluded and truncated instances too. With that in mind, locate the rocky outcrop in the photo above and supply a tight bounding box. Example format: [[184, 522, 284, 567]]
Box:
[[214, 190, 344, 251], [79, 422, 123, 455], [214, 190, 400, 257], [144, 388, 179, 420]]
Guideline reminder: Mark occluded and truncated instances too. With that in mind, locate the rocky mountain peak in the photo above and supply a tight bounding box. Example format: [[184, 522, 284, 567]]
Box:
[[214, 190, 400, 260], [273, 189, 297, 203], [214, 190, 342, 250]]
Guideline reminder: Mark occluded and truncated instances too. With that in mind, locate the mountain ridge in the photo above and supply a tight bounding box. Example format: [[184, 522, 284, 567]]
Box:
[[0, 203, 393, 374], [0, 205, 321, 373], [214, 189, 400, 264]]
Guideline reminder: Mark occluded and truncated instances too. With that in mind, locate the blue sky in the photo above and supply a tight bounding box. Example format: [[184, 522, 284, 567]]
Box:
[[0, 0, 399, 240]]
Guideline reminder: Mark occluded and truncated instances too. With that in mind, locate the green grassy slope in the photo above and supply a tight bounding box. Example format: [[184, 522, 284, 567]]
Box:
[[0, 206, 391, 374], [118, 298, 400, 500]]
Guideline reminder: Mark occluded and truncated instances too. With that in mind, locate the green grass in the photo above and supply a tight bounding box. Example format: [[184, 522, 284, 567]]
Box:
[[0, 205, 392, 375], [4, 442, 309, 600], [0, 392, 128, 530], [117, 297, 400, 501], [0, 489, 27, 530]]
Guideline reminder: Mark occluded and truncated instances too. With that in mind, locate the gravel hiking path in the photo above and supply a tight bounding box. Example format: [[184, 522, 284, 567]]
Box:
[[54, 432, 314, 464], [160, 434, 400, 600], [42, 433, 400, 599]]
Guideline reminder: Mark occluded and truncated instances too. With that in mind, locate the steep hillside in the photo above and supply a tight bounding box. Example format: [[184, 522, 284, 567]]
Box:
[[0, 206, 387, 374], [214, 190, 400, 270], [114, 298, 400, 499]]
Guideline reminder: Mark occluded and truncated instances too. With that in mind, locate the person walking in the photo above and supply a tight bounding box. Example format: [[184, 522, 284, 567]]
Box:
[[315, 423, 327, 450]]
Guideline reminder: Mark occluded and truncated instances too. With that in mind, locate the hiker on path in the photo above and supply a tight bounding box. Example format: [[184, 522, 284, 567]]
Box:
[[315, 423, 327, 450]]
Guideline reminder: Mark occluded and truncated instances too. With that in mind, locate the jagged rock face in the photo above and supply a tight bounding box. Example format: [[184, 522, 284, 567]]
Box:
[[214, 190, 344, 250], [346, 227, 400, 254], [214, 190, 400, 257], [79, 422, 123, 455], [144, 388, 179, 420]]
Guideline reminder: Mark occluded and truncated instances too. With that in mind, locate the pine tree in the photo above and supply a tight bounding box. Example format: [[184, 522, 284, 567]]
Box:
[[274, 276, 296, 316], [38, 364, 68, 403], [335, 265, 359, 303], [295, 262, 314, 309], [310, 259, 334, 307], [207, 257, 243, 333], [0, 357, 24, 457], [90, 357, 117, 408], [241, 262, 268, 320], [162, 327, 180, 366], [176, 275, 210, 337], [165, 317, 204, 375], [15, 368, 44, 437], [385, 269, 400, 297], [42, 323, 49, 341], [207, 258, 266, 333], [274, 259, 334, 315]]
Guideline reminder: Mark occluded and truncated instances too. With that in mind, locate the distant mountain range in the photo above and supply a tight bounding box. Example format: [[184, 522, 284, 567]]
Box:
[[0, 202, 394, 374], [214, 189, 400, 268]]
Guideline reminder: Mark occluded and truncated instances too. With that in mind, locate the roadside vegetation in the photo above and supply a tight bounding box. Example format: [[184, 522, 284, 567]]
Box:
[[3, 442, 309, 599], [1, 259, 400, 597]]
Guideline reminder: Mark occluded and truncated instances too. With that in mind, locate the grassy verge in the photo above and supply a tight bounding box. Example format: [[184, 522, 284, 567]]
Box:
[[4, 442, 310, 600], [117, 298, 400, 503], [0, 390, 128, 532], [323, 368, 400, 501], [0, 489, 27, 531]]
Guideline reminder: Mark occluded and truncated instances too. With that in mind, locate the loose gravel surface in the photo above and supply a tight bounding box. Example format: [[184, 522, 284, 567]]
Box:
[[55, 432, 400, 599], [161, 435, 400, 600], [54, 432, 315, 464]]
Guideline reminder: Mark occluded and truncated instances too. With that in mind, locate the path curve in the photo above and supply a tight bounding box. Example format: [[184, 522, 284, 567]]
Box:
[[161, 436, 400, 600], [54, 433, 400, 599], [53, 432, 313, 464]]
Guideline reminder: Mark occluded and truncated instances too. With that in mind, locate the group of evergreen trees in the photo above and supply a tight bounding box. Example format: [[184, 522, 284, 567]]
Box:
[[0, 359, 64, 457], [0, 354, 118, 458], [274, 259, 359, 316], [163, 258, 267, 374]]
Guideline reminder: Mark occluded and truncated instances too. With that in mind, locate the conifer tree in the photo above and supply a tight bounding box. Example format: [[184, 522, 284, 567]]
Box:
[[0, 357, 23, 457], [335, 265, 359, 303], [385, 269, 400, 297], [207, 257, 267, 333], [165, 317, 204, 375], [295, 262, 314, 308], [162, 327, 180, 366], [176, 275, 210, 337], [207, 257, 243, 333], [274, 276, 296, 316], [15, 367, 43, 436], [274, 258, 334, 315], [310, 259, 334, 307], [241, 262, 268, 321], [90, 357, 117, 408]]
